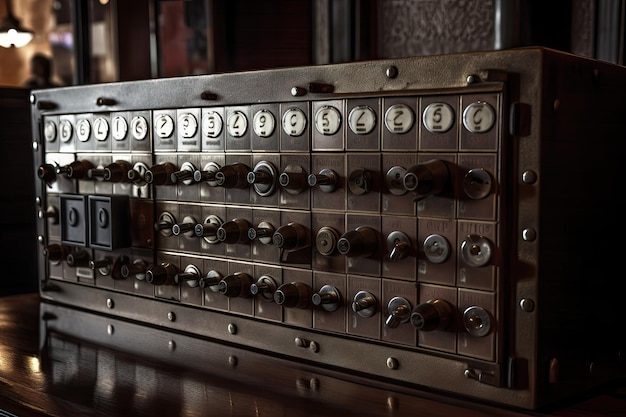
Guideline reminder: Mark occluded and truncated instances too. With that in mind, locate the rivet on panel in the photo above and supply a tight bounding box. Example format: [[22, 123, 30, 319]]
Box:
[[107, 324, 114, 335], [32, 142, 38, 151], [227, 323, 237, 334], [522, 228, 537, 242], [386, 357, 399, 370], [466, 74, 478, 84], [29, 94, 36, 104], [385, 66, 398, 79], [386, 396, 399, 410], [309, 378, 320, 390], [228, 355, 238, 367], [522, 170, 537, 184], [309, 341, 319, 353], [168, 340, 176, 351], [519, 298, 535, 312], [167, 311, 176, 322], [106, 298, 114, 309]]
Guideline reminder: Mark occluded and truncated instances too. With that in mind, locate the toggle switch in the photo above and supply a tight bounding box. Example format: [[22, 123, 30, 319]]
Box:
[[386, 231, 412, 261], [250, 275, 278, 302], [460, 234, 493, 267], [385, 166, 408, 196], [385, 297, 412, 328], [146, 262, 178, 286], [248, 221, 275, 244], [199, 269, 223, 291], [38, 206, 59, 224], [278, 164, 308, 195], [307, 168, 338, 192], [462, 306, 492, 337], [351, 291, 377, 318], [170, 162, 197, 185], [423, 234, 451, 264], [88, 160, 132, 182], [120, 259, 147, 280], [66, 249, 91, 268], [193, 162, 221, 186], [401, 159, 450, 199], [337, 226, 378, 258], [216, 218, 252, 244], [126, 162, 150, 186], [312, 285, 342, 312], [214, 163, 251, 189], [272, 223, 309, 251], [174, 264, 201, 287], [89, 257, 112, 275], [56, 160, 94, 180], [171, 216, 199, 237], [247, 161, 278, 196], [348, 168, 373, 195], [154, 212, 176, 237], [218, 272, 253, 297], [144, 162, 177, 185], [410, 299, 455, 331], [194, 215, 223, 244], [315, 226, 340, 256], [273, 282, 312, 309], [463, 168, 493, 200]]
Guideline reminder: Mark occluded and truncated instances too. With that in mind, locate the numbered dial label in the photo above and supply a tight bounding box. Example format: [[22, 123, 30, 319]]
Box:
[[227, 111, 248, 137], [93, 117, 109, 141], [202, 111, 223, 138], [131, 116, 148, 140], [423, 102, 454, 133], [44, 121, 57, 142], [252, 109, 276, 137], [76, 119, 91, 142], [282, 107, 307, 137], [348, 105, 376, 135], [154, 114, 174, 138], [59, 120, 73, 142], [384, 103, 414, 134], [315, 105, 341, 135], [462, 102, 495, 133], [178, 113, 198, 138], [112, 116, 128, 140]]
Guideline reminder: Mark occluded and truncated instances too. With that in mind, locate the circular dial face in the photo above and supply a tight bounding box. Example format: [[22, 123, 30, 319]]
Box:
[[384, 103, 414, 134], [202, 110, 223, 138], [348, 105, 377, 135], [282, 107, 307, 137]]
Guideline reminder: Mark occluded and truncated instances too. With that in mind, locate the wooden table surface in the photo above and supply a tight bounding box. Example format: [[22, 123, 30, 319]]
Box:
[[1, 293, 624, 417]]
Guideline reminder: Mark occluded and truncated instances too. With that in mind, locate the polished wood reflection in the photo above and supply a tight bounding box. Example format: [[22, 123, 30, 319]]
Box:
[[0, 293, 624, 417]]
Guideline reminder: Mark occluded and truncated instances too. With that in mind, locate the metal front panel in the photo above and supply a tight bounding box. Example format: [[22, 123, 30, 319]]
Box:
[[30, 48, 626, 410]]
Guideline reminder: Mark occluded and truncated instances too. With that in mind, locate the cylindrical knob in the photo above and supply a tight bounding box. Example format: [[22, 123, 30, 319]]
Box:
[[174, 265, 201, 287], [66, 250, 91, 268], [89, 258, 111, 270], [37, 163, 57, 183], [250, 275, 277, 302], [337, 226, 378, 258], [402, 159, 450, 198], [145, 262, 178, 286], [214, 163, 250, 189], [194, 222, 218, 238], [272, 223, 309, 251], [88, 160, 132, 182], [410, 299, 455, 331], [312, 285, 341, 312], [386, 231, 412, 261], [127, 168, 147, 186], [57, 160, 94, 180], [193, 169, 216, 182], [199, 270, 223, 290], [218, 272, 253, 297], [43, 244, 67, 264], [385, 297, 412, 328], [307, 168, 338, 192], [154, 212, 176, 236], [38, 206, 59, 224], [278, 165, 308, 195], [171, 216, 198, 237], [120, 259, 147, 279], [273, 282, 312, 309], [217, 218, 251, 244], [247, 221, 275, 244], [145, 162, 177, 185], [247, 161, 277, 197]]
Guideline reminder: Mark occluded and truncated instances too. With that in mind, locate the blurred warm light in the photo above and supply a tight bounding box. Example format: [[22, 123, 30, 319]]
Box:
[[0, 0, 34, 48], [28, 355, 41, 373]]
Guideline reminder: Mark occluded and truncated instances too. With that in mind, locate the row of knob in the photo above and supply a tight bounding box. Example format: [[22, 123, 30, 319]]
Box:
[[38, 158, 493, 201]]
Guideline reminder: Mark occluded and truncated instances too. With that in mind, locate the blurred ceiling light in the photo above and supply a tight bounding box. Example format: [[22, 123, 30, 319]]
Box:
[[0, 0, 34, 48]]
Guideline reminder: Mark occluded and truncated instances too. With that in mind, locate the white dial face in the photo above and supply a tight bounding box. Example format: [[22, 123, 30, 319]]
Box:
[[348, 105, 376, 135], [227, 111, 248, 138], [384, 103, 414, 134], [93, 117, 109, 141], [462, 101, 495, 133], [253, 109, 276, 137], [423, 102, 455, 133], [59, 120, 73, 142], [315, 105, 341, 135], [282, 107, 307, 137], [202, 111, 223, 138], [44, 121, 57, 142], [131, 116, 148, 140], [112, 116, 128, 140], [178, 113, 198, 138], [76, 119, 90, 142], [154, 114, 174, 138]]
